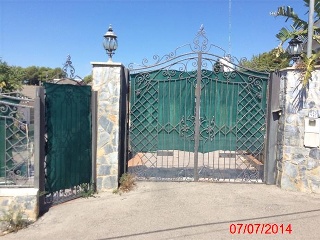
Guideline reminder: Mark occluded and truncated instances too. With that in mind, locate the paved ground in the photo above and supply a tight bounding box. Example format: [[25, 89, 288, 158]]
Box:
[[2, 182, 320, 240]]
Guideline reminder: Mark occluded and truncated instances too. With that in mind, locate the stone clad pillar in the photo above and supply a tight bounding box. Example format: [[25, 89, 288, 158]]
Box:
[[277, 68, 320, 194], [91, 61, 126, 192]]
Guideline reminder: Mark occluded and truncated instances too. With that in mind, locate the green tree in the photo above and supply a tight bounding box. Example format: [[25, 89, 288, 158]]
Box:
[[0, 60, 24, 92], [50, 68, 64, 79], [24, 66, 63, 85], [272, 0, 320, 86], [38, 67, 50, 82], [83, 75, 92, 84], [24, 66, 39, 85], [242, 49, 290, 71]]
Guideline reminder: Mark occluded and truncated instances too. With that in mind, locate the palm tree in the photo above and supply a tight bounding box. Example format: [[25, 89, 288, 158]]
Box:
[[272, 0, 320, 86], [273, 1, 320, 47]]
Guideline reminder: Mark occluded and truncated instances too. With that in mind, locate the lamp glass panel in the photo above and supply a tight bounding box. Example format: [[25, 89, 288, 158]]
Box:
[[103, 39, 111, 50], [109, 39, 115, 50], [113, 39, 118, 50]]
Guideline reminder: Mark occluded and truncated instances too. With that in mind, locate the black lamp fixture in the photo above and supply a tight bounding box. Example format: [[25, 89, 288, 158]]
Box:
[[103, 24, 118, 62], [287, 36, 303, 63]]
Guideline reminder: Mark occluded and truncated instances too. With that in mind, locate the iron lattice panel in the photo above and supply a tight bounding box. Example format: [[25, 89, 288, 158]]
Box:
[[0, 96, 35, 187], [128, 26, 269, 183]]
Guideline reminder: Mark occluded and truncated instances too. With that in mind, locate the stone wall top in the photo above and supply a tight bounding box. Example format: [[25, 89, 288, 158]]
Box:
[[280, 65, 320, 72], [91, 62, 124, 68], [0, 188, 39, 197]]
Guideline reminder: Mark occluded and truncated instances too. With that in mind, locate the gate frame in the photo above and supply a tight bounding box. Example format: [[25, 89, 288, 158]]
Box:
[[37, 81, 97, 212], [264, 72, 281, 184], [127, 26, 271, 183], [0, 88, 42, 221], [0, 91, 36, 187]]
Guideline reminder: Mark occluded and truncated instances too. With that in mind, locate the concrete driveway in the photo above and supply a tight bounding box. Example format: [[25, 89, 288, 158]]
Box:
[[2, 182, 320, 240]]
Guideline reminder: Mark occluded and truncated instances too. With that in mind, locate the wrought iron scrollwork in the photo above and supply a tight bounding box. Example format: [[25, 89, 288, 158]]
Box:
[[62, 55, 75, 79], [248, 76, 264, 99], [128, 25, 269, 183], [129, 24, 270, 78], [62, 55, 83, 80], [179, 116, 195, 140], [199, 117, 216, 141], [129, 25, 217, 71], [192, 24, 208, 52]]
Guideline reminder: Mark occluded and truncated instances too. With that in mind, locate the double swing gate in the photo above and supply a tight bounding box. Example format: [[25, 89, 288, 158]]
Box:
[[128, 28, 269, 182]]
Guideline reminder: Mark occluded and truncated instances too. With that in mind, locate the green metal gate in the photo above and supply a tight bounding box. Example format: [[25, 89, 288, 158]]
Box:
[[0, 93, 34, 186], [128, 27, 269, 182], [43, 82, 92, 204]]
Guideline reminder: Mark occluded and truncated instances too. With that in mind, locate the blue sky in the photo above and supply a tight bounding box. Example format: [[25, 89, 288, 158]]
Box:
[[0, 0, 306, 78]]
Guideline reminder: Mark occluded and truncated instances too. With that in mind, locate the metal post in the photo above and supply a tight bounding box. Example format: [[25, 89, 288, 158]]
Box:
[[264, 73, 281, 184], [118, 66, 128, 181], [194, 52, 202, 181], [307, 0, 315, 58], [124, 68, 130, 173], [91, 90, 98, 192], [34, 87, 45, 212], [33, 95, 40, 189]]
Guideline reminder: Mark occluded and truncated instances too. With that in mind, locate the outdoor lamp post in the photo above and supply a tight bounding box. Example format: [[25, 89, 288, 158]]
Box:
[[103, 24, 118, 62], [287, 36, 303, 63]]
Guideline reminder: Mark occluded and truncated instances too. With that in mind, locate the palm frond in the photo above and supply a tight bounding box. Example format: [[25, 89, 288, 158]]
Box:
[[315, 0, 320, 18], [296, 51, 320, 87], [276, 27, 307, 45], [274, 6, 308, 30], [274, 6, 296, 18], [276, 27, 293, 44], [304, 0, 320, 21]]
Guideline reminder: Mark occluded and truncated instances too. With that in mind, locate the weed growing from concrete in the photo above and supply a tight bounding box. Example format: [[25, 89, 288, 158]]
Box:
[[80, 183, 96, 198], [113, 173, 136, 194], [0, 203, 30, 234]]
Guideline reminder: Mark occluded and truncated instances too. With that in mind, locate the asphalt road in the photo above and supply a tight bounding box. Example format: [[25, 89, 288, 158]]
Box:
[[2, 182, 320, 240]]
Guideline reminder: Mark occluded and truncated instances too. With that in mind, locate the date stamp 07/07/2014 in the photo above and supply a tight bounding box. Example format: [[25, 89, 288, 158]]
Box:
[[229, 223, 292, 235]]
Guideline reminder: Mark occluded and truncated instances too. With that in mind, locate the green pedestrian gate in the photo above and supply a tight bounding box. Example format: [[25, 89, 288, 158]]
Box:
[[127, 27, 269, 182], [43, 82, 95, 205]]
